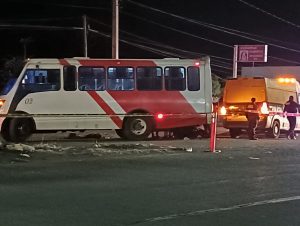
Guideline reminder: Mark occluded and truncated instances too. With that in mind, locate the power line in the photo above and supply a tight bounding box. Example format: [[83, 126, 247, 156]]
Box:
[[0, 22, 232, 73], [191, 20, 300, 49], [121, 11, 232, 49], [89, 28, 232, 74], [125, 0, 300, 54], [237, 0, 300, 29], [89, 17, 233, 63], [0, 17, 76, 23], [2, 21, 299, 74], [32, 2, 109, 11], [268, 56, 300, 65], [0, 24, 82, 31]]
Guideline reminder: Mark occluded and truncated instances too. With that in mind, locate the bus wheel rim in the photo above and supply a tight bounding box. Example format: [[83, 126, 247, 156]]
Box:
[[131, 119, 147, 135]]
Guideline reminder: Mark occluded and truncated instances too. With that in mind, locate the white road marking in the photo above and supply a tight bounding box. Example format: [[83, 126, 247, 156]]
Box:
[[130, 195, 300, 225]]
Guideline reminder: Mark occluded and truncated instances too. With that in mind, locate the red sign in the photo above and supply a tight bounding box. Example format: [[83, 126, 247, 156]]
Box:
[[238, 45, 268, 62]]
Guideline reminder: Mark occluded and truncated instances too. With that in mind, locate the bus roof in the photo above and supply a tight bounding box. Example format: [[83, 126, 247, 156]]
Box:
[[25, 57, 210, 67]]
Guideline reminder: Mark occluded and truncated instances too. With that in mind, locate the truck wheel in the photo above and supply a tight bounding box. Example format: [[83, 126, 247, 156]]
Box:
[[9, 118, 34, 142], [268, 120, 280, 139], [229, 128, 241, 138], [123, 116, 152, 140]]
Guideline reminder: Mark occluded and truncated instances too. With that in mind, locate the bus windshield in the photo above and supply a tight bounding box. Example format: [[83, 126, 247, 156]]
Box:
[[0, 78, 17, 95]]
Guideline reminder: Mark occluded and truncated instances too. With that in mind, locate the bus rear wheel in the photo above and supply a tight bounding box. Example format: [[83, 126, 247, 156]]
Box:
[[123, 116, 152, 140], [172, 127, 199, 139], [9, 118, 34, 142], [115, 129, 124, 138]]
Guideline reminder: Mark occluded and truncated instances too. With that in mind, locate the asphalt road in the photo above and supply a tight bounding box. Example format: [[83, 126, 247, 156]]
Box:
[[1, 129, 300, 226]]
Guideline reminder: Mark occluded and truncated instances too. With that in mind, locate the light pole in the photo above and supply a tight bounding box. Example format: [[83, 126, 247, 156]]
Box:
[[83, 15, 88, 57], [20, 37, 33, 60], [112, 0, 119, 59]]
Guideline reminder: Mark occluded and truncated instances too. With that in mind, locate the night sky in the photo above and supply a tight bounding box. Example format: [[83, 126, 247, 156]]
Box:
[[1, 0, 300, 77]]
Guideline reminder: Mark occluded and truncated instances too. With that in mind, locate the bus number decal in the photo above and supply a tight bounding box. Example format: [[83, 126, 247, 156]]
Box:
[[25, 98, 33, 104]]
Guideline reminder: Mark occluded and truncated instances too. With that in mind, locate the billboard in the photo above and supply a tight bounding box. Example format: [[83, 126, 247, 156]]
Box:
[[238, 45, 268, 62]]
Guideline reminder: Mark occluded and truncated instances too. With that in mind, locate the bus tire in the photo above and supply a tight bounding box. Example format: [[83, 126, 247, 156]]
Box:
[[173, 127, 198, 139], [201, 124, 211, 138], [268, 120, 280, 139], [123, 116, 152, 140], [1, 118, 12, 142], [9, 118, 34, 142], [229, 128, 241, 138], [115, 129, 124, 138]]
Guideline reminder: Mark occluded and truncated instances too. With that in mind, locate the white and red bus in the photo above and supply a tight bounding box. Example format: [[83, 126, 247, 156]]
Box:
[[0, 57, 213, 142]]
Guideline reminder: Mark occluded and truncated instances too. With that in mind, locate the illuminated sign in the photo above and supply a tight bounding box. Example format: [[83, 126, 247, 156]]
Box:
[[238, 45, 268, 62]]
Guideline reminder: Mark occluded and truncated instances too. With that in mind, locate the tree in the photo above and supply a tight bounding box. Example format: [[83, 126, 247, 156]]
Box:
[[0, 57, 25, 91], [212, 73, 223, 98]]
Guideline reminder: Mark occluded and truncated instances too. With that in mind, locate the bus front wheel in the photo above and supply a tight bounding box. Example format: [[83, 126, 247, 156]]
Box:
[[123, 116, 152, 140], [9, 118, 34, 142]]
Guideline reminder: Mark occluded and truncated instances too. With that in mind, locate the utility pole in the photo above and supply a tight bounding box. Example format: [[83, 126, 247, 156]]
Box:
[[20, 37, 33, 60], [233, 45, 238, 78], [83, 15, 88, 57], [112, 0, 119, 59]]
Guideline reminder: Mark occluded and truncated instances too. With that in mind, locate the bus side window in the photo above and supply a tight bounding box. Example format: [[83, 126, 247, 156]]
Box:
[[107, 67, 134, 91], [78, 66, 106, 91], [136, 67, 162, 90], [21, 69, 60, 92], [63, 66, 76, 91], [165, 67, 186, 91], [187, 66, 200, 91]]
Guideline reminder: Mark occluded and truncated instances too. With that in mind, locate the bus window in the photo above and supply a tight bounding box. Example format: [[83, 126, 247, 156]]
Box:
[[165, 67, 186, 91], [187, 66, 200, 91], [79, 67, 106, 91], [21, 69, 60, 92], [136, 67, 162, 90], [107, 67, 134, 91], [63, 66, 76, 91]]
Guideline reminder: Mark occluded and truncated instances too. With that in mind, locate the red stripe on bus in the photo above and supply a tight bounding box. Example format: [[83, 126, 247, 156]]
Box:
[[87, 91, 123, 128], [108, 90, 202, 129], [59, 59, 70, 65]]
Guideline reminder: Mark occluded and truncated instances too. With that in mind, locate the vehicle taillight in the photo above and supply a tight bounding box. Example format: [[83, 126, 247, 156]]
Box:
[[0, 99, 5, 108], [260, 102, 269, 114], [156, 113, 164, 120], [220, 106, 227, 116]]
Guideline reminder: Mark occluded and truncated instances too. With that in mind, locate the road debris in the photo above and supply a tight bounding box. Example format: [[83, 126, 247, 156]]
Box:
[[248, 157, 260, 160]]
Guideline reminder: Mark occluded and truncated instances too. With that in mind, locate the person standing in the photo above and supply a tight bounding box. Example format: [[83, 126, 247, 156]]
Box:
[[283, 96, 300, 140], [246, 97, 259, 140]]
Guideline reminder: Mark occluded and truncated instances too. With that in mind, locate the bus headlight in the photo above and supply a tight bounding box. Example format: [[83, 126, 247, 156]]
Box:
[[0, 99, 5, 108]]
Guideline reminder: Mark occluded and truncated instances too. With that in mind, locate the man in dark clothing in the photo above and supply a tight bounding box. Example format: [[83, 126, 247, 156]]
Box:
[[284, 96, 300, 140], [246, 97, 260, 140]]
